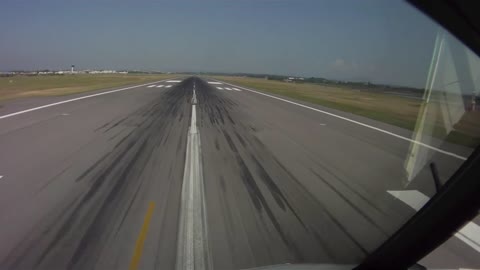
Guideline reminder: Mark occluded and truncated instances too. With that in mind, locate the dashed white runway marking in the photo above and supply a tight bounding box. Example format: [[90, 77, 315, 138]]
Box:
[[147, 85, 156, 88], [61, 113, 70, 116], [156, 85, 164, 88], [388, 190, 480, 253], [166, 85, 172, 88], [0, 176, 3, 180], [319, 123, 326, 126], [216, 87, 223, 90], [208, 82, 222, 85], [232, 88, 242, 92], [225, 87, 232, 91], [167, 80, 182, 83]]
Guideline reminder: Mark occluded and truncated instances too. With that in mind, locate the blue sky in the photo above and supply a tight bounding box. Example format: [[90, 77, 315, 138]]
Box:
[[0, 0, 441, 87]]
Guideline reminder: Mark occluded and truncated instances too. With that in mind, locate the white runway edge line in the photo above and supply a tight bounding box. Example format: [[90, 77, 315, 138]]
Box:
[[176, 86, 212, 270], [0, 78, 178, 120], [212, 79, 467, 161], [207, 82, 222, 85], [167, 80, 182, 83], [388, 190, 480, 253]]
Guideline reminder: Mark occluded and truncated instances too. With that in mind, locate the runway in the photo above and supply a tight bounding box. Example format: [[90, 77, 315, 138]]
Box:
[[0, 77, 477, 270]]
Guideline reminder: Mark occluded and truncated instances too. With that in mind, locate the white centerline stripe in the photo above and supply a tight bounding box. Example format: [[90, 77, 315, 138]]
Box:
[[156, 85, 164, 88], [192, 87, 197, 105], [147, 85, 156, 88], [224, 87, 232, 91], [216, 87, 223, 90], [208, 82, 222, 85], [176, 86, 211, 270], [0, 176, 3, 180], [213, 79, 467, 161], [232, 88, 242, 92], [0, 79, 175, 120], [388, 190, 480, 252], [167, 80, 182, 83]]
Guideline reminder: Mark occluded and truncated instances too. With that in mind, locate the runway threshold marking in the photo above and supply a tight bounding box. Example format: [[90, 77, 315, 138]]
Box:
[[129, 202, 155, 270], [388, 190, 480, 252], [214, 80, 467, 161], [176, 84, 211, 270], [0, 79, 176, 120]]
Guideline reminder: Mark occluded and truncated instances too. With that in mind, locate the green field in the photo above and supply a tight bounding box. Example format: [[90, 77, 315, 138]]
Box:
[[0, 74, 177, 101], [213, 76, 480, 147]]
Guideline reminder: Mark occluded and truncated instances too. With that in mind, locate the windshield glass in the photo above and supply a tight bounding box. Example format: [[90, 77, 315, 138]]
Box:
[[0, 1, 479, 270]]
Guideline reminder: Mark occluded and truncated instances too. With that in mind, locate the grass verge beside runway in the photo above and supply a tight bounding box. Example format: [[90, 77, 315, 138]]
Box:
[[213, 76, 480, 147], [0, 74, 177, 101]]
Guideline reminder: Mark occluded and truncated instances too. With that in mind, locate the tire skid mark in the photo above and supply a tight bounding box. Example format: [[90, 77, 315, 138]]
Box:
[[235, 154, 304, 261], [309, 169, 389, 236], [200, 80, 308, 261], [4, 80, 193, 270], [199, 78, 368, 263], [250, 155, 307, 229], [67, 140, 150, 269]]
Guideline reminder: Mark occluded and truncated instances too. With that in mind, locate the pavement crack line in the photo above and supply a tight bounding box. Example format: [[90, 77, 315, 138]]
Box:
[[176, 85, 212, 270]]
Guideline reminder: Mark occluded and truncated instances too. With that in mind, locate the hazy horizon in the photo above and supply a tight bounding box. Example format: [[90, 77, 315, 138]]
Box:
[[1, 0, 443, 88]]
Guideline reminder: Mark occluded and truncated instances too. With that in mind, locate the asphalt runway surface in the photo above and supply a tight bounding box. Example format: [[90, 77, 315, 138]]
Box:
[[0, 77, 477, 270]]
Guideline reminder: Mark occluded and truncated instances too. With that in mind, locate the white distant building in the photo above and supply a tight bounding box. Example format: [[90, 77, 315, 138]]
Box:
[[285, 77, 304, 83], [51, 69, 125, 75], [89, 70, 118, 74]]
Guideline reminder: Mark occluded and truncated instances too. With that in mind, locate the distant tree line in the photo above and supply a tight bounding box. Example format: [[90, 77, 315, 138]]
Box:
[[196, 71, 425, 94]]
